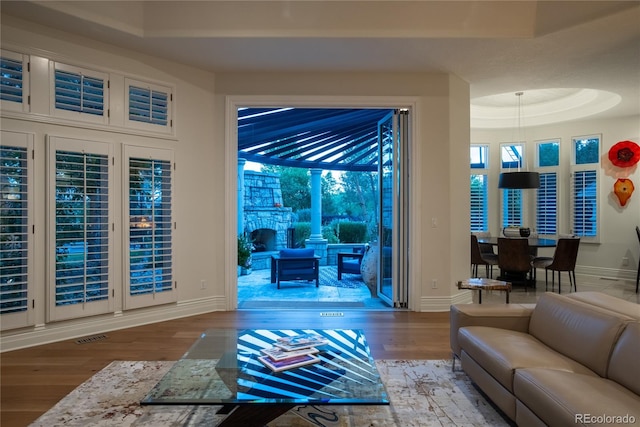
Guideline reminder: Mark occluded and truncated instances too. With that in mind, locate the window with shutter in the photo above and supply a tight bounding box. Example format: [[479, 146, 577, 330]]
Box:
[[124, 146, 175, 310], [1, 50, 29, 112], [125, 78, 173, 133], [47, 136, 113, 322], [502, 188, 522, 227], [52, 63, 108, 124], [1, 130, 34, 330], [535, 140, 559, 235], [570, 135, 600, 241], [470, 145, 489, 232]]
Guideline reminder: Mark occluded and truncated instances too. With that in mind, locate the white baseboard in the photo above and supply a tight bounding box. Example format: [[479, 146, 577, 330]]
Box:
[[0, 296, 226, 352]]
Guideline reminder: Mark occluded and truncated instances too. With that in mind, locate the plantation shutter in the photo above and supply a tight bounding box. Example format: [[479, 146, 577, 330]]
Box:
[[570, 169, 598, 237], [470, 174, 488, 232], [48, 136, 113, 322], [124, 146, 175, 310], [1, 131, 34, 330], [536, 172, 557, 235], [52, 63, 108, 124], [129, 86, 168, 125], [501, 188, 522, 227], [1, 50, 28, 112]]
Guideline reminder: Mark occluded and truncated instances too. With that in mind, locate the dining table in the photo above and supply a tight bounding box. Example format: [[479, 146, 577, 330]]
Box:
[[477, 236, 557, 248]]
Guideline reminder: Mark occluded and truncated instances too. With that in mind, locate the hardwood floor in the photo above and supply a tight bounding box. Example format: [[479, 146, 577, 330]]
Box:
[[1, 309, 451, 427]]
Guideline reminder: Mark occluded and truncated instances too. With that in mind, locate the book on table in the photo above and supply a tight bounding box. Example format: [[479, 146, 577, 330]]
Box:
[[273, 333, 329, 351], [260, 345, 319, 361], [258, 354, 321, 372]]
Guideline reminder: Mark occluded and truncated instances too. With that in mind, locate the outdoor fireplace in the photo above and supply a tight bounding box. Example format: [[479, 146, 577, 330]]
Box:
[[250, 228, 276, 252]]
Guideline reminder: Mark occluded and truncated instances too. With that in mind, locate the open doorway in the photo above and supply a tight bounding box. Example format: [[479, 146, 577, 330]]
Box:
[[234, 106, 411, 310]]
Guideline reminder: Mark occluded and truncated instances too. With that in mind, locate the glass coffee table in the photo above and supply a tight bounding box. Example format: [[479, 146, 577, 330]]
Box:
[[141, 328, 389, 426]]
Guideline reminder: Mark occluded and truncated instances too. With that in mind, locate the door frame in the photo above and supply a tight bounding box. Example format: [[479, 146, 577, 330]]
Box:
[[224, 95, 422, 311]]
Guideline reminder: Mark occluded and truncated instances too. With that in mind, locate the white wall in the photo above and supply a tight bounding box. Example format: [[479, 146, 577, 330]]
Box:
[[472, 115, 640, 279]]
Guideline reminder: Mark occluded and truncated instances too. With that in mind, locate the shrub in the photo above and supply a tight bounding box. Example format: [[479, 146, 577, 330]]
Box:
[[336, 221, 368, 243], [322, 225, 339, 243], [237, 234, 252, 267], [292, 222, 311, 247]]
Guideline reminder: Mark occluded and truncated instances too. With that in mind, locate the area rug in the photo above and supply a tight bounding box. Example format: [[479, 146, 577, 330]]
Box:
[[318, 266, 364, 289], [29, 360, 511, 427]]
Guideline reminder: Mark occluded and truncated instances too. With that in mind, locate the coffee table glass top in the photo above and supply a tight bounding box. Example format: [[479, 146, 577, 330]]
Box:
[[141, 328, 389, 406]]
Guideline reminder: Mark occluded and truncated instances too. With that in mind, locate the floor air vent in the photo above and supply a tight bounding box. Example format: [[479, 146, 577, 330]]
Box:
[[75, 334, 108, 344], [320, 312, 344, 317]]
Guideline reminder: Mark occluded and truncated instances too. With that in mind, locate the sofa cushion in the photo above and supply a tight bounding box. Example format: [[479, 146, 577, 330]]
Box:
[[528, 292, 633, 377], [565, 292, 640, 320], [608, 322, 640, 395], [514, 368, 640, 427], [458, 326, 596, 392], [279, 248, 314, 258]]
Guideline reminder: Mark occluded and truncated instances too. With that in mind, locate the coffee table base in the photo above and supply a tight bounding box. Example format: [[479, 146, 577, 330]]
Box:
[[218, 403, 295, 426]]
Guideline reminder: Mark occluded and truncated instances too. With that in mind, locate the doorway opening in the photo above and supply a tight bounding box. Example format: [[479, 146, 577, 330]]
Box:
[[234, 106, 411, 310]]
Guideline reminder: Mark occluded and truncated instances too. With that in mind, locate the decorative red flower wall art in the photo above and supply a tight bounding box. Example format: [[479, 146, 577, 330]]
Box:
[[608, 140, 640, 168], [613, 178, 635, 207]]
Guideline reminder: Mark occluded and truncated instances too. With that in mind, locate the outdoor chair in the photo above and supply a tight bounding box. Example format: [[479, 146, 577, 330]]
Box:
[[273, 248, 320, 289], [337, 246, 365, 280]]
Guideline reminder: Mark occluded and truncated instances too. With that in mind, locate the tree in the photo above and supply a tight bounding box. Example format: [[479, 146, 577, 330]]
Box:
[[339, 171, 378, 221], [261, 165, 310, 212]]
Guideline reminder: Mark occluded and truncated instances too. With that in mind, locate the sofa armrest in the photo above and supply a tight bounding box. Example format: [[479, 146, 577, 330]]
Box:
[[450, 303, 535, 358]]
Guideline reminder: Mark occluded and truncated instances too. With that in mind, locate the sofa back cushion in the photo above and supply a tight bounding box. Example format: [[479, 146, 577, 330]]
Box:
[[565, 292, 640, 320], [529, 293, 632, 377], [279, 248, 314, 258], [607, 322, 640, 395]]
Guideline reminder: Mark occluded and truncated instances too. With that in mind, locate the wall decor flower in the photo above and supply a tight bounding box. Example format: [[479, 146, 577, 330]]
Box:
[[613, 178, 635, 207], [608, 140, 640, 168]]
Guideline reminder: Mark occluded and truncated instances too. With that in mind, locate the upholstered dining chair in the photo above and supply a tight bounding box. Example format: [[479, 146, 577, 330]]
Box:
[[471, 234, 498, 278], [635, 226, 639, 293], [532, 238, 580, 294], [497, 238, 533, 287]]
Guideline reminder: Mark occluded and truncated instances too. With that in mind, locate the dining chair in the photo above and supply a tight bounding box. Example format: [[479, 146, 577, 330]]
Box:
[[497, 238, 533, 287], [471, 234, 498, 278], [635, 226, 639, 293], [532, 238, 580, 294]]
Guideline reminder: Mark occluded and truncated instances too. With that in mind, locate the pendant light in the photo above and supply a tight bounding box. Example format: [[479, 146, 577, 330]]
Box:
[[498, 92, 540, 189]]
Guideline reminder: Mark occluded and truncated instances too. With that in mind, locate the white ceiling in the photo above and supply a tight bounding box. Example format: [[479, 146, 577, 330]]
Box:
[[2, 1, 639, 128]]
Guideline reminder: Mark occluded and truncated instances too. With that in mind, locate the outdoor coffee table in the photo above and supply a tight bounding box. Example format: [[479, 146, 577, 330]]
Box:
[[457, 277, 512, 303], [141, 328, 389, 426]]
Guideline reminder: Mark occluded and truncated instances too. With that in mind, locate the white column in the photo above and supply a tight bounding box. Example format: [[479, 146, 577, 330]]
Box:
[[237, 158, 246, 236], [309, 168, 323, 240]]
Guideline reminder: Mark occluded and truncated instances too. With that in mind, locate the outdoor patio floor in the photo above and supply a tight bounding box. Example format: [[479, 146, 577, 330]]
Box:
[[237, 265, 640, 310]]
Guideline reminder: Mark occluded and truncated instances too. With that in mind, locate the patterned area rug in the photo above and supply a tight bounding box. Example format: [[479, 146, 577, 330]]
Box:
[[319, 266, 364, 289], [29, 360, 511, 427]]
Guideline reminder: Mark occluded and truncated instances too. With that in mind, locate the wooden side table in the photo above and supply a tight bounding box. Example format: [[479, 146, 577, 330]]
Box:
[[457, 278, 512, 303]]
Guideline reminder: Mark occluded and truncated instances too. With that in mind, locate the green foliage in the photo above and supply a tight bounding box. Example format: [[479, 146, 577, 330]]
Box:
[[261, 165, 310, 211], [339, 171, 378, 220], [237, 234, 252, 267], [295, 208, 311, 222], [322, 225, 340, 243], [292, 222, 311, 247], [336, 221, 368, 243]]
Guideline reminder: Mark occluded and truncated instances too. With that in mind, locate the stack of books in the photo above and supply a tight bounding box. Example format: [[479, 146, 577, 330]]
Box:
[[258, 333, 329, 372]]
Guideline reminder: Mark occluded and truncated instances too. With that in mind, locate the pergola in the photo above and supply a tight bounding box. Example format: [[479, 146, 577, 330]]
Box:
[[237, 107, 393, 243]]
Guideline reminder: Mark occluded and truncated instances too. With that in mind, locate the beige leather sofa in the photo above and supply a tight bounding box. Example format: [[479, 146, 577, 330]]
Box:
[[450, 292, 640, 426]]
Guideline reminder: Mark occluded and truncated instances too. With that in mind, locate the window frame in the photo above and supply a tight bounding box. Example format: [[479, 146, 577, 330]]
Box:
[[124, 78, 173, 134], [123, 145, 176, 310], [470, 144, 489, 232], [0, 130, 35, 330], [46, 136, 114, 322], [1, 49, 29, 113], [50, 62, 109, 125], [569, 134, 600, 242], [535, 139, 560, 236]]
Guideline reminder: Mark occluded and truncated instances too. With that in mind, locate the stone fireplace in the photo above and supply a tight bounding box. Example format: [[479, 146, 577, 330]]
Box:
[[242, 171, 293, 256]]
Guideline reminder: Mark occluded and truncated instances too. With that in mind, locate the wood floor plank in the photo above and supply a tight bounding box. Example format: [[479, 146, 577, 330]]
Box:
[[1, 309, 451, 427]]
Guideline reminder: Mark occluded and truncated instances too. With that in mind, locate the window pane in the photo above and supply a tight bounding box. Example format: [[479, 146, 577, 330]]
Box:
[[55, 70, 104, 116], [129, 158, 173, 296], [574, 136, 599, 165], [502, 189, 522, 227], [55, 150, 109, 306], [572, 170, 597, 236], [537, 141, 559, 167], [1, 145, 28, 314], [501, 144, 523, 169], [0, 56, 23, 103], [470, 145, 488, 169], [129, 85, 169, 126], [470, 174, 487, 232], [536, 172, 557, 234]]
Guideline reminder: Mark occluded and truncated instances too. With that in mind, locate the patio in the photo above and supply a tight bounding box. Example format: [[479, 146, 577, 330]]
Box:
[[237, 265, 391, 309]]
